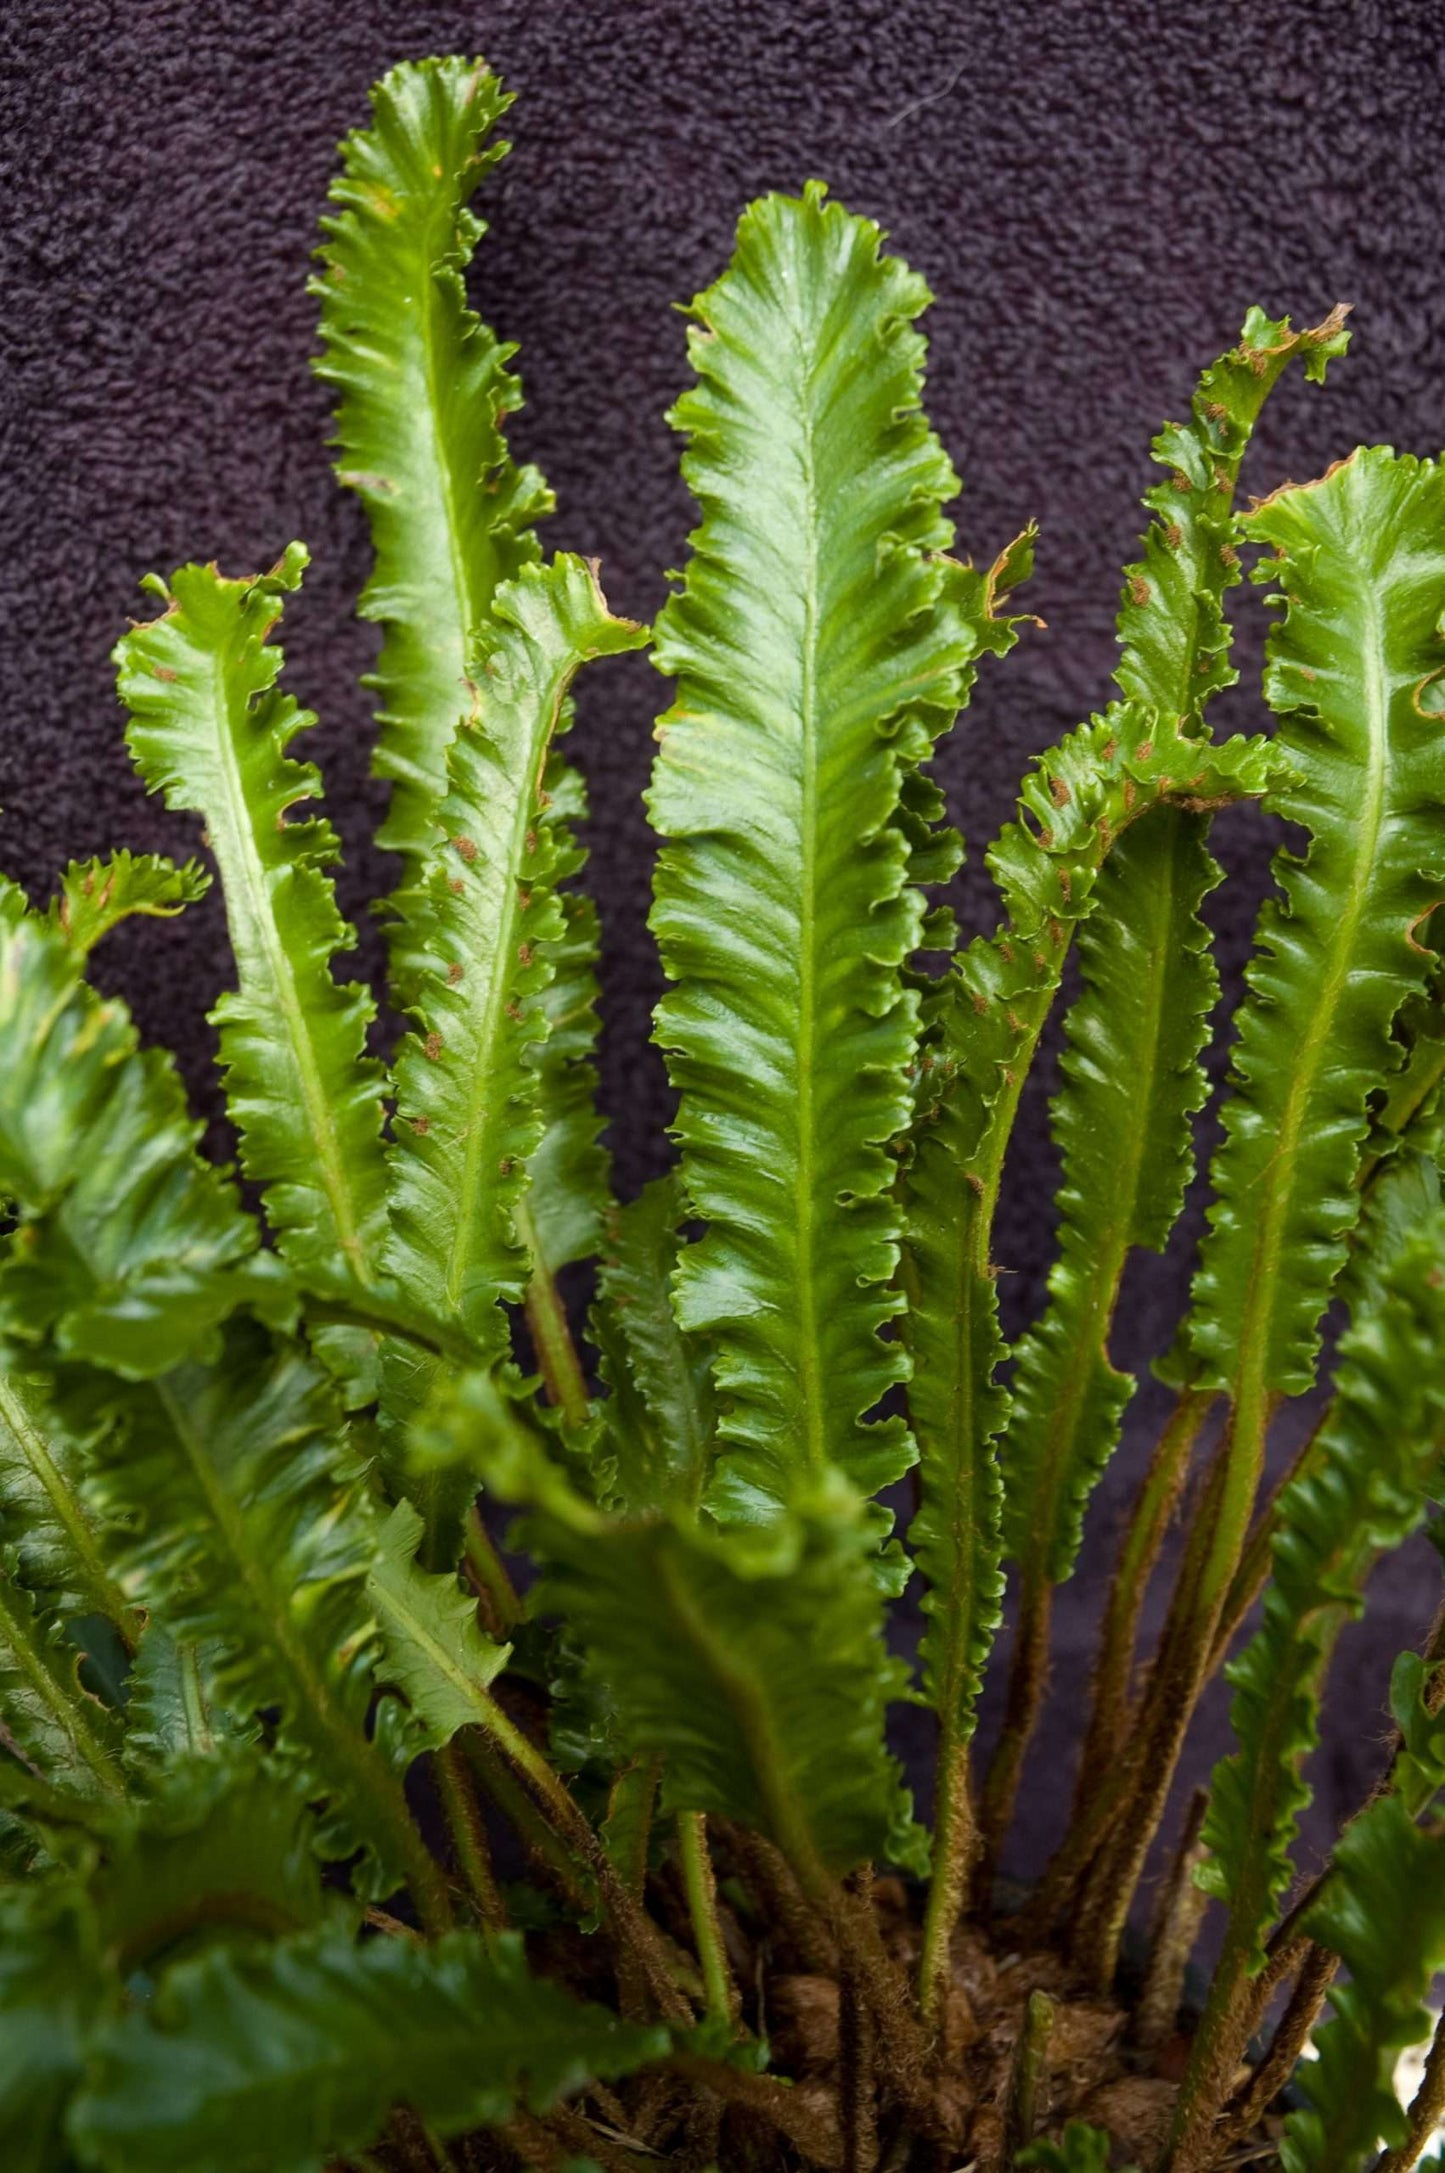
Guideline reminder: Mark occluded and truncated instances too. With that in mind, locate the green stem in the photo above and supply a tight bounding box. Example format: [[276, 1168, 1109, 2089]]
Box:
[[516, 1204, 590, 1428], [678, 1811, 736, 2030]]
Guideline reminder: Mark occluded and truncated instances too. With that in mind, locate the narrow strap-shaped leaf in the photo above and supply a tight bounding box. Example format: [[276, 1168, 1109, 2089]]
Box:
[[524, 880, 612, 1278], [906, 710, 1284, 2008], [366, 1498, 509, 1747], [73, 1323, 444, 1919], [1114, 304, 1348, 719], [116, 549, 387, 1294], [0, 1366, 131, 1629], [0, 918, 288, 1378], [67, 1922, 668, 2173], [648, 182, 972, 1526], [0, 1564, 124, 1800], [1180, 448, 1445, 1627], [312, 57, 550, 945], [383, 556, 644, 1411], [1002, 807, 1220, 1584], [1169, 1181, 1445, 2155], [46, 852, 210, 958], [589, 1173, 715, 1513], [1001, 306, 1348, 1600], [906, 713, 1282, 1739]]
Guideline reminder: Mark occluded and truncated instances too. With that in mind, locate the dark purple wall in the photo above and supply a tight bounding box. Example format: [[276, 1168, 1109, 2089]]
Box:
[[4, 0, 1443, 1877]]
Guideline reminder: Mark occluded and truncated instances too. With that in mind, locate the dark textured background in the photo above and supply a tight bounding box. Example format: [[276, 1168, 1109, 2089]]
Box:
[[4, 0, 1444, 1885]]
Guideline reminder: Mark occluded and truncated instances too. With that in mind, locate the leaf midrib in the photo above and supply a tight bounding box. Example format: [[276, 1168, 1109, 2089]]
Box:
[[0, 1373, 129, 1625], [205, 650, 369, 1281]]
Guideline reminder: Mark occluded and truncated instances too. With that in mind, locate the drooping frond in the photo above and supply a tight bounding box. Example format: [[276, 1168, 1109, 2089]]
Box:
[[647, 182, 974, 1528], [382, 556, 643, 1420], [0, 917, 288, 1378], [67, 1923, 667, 2173], [312, 56, 551, 954], [46, 852, 211, 959], [116, 549, 387, 1298], [1113, 304, 1349, 721], [435, 1376, 921, 1881], [71, 1324, 445, 1919]]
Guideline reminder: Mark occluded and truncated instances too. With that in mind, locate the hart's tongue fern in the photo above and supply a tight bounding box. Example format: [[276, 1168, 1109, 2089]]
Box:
[[1, 55, 1443, 2173]]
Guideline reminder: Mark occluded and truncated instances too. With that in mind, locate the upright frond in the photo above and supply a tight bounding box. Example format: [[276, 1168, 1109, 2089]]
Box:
[[648, 183, 972, 1527], [116, 550, 387, 1298], [312, 57, 550, 944]]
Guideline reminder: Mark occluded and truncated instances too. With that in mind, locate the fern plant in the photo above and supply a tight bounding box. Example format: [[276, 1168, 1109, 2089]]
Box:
[[5, 53, 1445, 2173]]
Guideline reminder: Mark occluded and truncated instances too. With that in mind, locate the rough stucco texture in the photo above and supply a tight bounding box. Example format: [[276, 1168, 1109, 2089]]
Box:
[[3, 0, 1444, 1877]]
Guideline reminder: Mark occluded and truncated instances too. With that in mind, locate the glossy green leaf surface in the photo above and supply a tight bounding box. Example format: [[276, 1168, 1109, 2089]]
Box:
[[590, 1173, 715, 1513], [0, 1366, 130, 1628], [116, 550, 387, 1296], [312, 56, 550, 937], [0, 918, 288, 1378], [1186, 448, 1445, 1403], [905, 710, 1282, 1744], [383, 556, 643, 1390], [1000, 307, 1346, 1604], [366, 1497, 509, 1747], [68, 1924, 667, 2173], [71, 1323, 435, 1907], [648, 183, 972, 1527], [461, 1396, 920, 1880]]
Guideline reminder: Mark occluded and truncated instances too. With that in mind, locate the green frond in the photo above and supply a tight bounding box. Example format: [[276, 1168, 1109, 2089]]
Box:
[[524, 881, 613, 1278], [93, 1747, 328, 1972], [67, 1923, 668, 2173], [0, 1366, 131, 1630], [382, 555, 643, 1415], [449, 1383, 921, 1880], [115, 550, 387, 1297], [1000, 307, 1345, 1606], [0, 917, 289, 1379], [1001, 810, 1221, 1583], [1282, 1795, 1445, 2171], [1180, 448, 1445, 1616], [71, 1322, 441, 1912], [46, 852, 210, 958], [905, 709, 1284, 1741], [1114, 302, 1349, 722], [122, 1627, 252, 1775], [647, 182, 975, 1530], [366, 1498, 509, 1748], [589, 1173, 715, 1513], [311, 55, 551, 970], [0, 1562, 124, 1801], [1019, 2123, 1134, 2173], [1201, 1196, 1445, 1957]]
